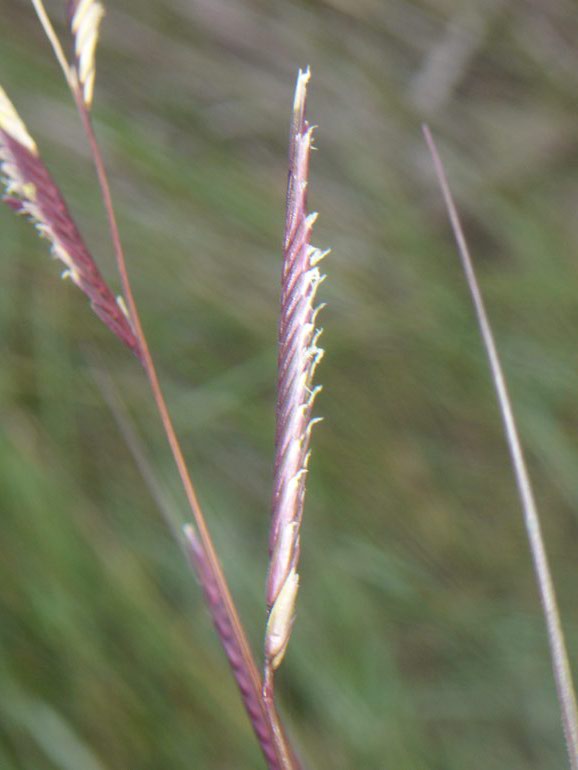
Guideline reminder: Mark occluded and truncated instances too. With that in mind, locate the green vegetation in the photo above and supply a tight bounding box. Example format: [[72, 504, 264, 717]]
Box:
[[1, 1, 577, 768]]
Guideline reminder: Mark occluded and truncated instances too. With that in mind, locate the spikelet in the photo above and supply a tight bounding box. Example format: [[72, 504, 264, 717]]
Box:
[[265, 69, 327, 674], [182, 526, 283, 770], [0, 87, 141, 359], [68, 0, 105, 108]]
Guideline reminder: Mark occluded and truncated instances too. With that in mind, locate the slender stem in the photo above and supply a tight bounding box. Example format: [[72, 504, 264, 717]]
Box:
[[72, 87, 299, 770], [423, 124, 578, 770], [30, 0, 74, 88]]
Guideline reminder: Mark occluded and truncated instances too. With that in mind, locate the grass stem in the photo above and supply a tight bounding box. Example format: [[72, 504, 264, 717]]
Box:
[[423, 124, 578, 770]]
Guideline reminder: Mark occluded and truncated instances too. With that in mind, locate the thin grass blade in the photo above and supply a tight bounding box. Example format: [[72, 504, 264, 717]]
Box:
[[89, 361, 183, 542], [30, 0, 73, 89], [423, 124, 578, 770]]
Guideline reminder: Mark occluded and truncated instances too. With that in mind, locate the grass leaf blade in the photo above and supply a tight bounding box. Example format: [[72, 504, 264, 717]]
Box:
[[423, 124, 578, 770]]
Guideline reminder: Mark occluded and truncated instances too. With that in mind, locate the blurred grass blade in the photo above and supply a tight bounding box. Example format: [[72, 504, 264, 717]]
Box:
[[88, 361, 184, 542], [423, 124, 578, 770], [3, 686, 109, 770]]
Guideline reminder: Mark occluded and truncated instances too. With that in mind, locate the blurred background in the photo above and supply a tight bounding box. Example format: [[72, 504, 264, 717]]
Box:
[[1, 0, 578, 768]]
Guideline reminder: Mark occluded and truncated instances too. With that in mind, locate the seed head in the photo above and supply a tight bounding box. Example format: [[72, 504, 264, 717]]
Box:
[[265, 68, 327, 674], [0, 87, 141, 359]]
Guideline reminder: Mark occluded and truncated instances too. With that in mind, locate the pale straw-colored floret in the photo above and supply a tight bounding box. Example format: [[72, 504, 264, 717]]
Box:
[[265, 568, 300, 670], [0, 88, 37, 154], [71, 0, 105, 107]]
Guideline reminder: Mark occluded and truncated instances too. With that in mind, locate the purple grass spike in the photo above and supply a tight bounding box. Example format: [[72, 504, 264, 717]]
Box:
[[183, 526, 284, 770], [0, 86, 142, 361], [265, 68, 327, 689]]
